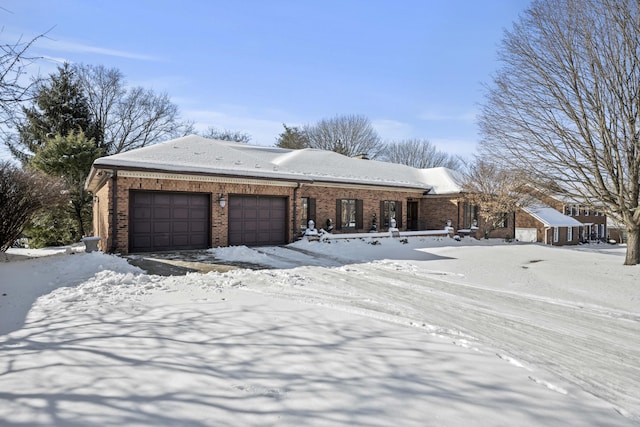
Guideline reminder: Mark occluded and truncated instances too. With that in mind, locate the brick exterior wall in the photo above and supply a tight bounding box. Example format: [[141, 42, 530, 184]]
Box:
[[92, 172, 433, 254], [299, 185, 424, 234], [422, 196, 460, 231]]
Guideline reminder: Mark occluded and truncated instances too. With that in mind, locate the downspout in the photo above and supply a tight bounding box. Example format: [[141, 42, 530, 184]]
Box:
[[110, 169, 118, 253], [293, 182, 302, 241]]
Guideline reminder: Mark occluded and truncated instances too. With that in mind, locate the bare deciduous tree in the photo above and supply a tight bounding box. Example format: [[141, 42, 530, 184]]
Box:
[[0, 161, 66, 253], [463, 159, 531, 238], [0, 30, 44, 138], [75, 64, 193, 154], [382, 138, 462, 171], [201, 126, 252, 143], [479, 0, 640, 265], [304, 114, 383, 158]]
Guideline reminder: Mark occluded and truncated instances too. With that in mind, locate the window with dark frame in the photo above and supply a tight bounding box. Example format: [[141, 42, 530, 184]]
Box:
[[381, 200, 397, 228], [336, 199, 363, 230], [495, 212, 509, 228], [462, 202, 478, 229], [301, 197, 309, 230], [341, 199, 357, 229], [300, 197, 316, 230]]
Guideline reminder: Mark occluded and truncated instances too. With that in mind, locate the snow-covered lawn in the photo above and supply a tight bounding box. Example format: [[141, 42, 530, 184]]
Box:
[[1, 237, 638, 426]]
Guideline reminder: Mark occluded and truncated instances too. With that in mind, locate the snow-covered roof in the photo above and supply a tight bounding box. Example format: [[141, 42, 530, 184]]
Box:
[[87, 135, 463, 193], [522, 204, 584, 227], [418, 167, 463, 195]]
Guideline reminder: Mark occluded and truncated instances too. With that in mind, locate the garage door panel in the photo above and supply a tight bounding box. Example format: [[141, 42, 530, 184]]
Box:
[[190, 235, 208, 245], [172, 235, 189, 246], [154, 194, 171, 204], [154, 207, 171, 219], [191, 208, 207, 220], [153, 234, 170, 246], [154, 222, 171, 233], [133, 193, 152, 205], [133, 207, 151, 219], [132, 220, 151, 233], [130, 191, 210, 253], [192, 222, 207, 233], [173, 221, 188, 233]]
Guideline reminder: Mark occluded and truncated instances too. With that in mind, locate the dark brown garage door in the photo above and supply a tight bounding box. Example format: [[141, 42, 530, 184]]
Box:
[[228, 195, 286, 246], [130, 191, 210, 252]]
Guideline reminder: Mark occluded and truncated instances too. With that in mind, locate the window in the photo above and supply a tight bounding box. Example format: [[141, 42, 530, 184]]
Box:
[[336, 199, 363, 230], [601, 224, 605, 240], [381, 200, 402, 228], [300, 197, 316, 230], [584, 207, 590, 216], [553, 227, 559, 243], [567, 226, 573, 241], [301, 197, 309, 230], [495, 213, 509, 228], [462, 202, 478, 229]]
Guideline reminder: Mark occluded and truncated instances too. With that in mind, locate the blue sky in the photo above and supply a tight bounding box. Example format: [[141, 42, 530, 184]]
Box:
[[1, 1, 530, 160]]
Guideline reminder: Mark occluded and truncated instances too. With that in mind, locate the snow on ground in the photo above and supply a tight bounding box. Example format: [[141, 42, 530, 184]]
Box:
[[1, 237, 639, 426]]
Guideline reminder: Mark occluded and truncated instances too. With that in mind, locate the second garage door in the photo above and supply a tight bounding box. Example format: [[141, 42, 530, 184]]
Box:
[[228, 195, 287, 246], [130, 191, 210, 252]]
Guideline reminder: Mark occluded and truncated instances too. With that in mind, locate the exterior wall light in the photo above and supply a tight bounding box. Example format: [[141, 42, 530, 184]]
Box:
[[218, 194, 226, 208]]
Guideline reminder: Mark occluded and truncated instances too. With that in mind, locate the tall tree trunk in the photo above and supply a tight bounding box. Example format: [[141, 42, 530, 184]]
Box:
[[624, 226, 640, 266]]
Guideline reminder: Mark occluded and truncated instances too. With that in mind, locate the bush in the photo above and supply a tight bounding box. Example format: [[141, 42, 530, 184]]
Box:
[[23, 206, 76, 248], [0, 161, 67, 253]]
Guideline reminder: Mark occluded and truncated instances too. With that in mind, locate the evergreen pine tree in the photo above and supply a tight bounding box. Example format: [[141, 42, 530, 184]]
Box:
[[12, 64, 102, 245], [11, 63, 101, 162], [31, 131, 102, 240], [275, 123, 310, 149]]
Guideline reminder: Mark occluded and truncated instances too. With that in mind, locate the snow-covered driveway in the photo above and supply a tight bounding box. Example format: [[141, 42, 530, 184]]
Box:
[[214, 240, 640, 420]]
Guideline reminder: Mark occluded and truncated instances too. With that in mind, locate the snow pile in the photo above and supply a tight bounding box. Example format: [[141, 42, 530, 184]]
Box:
[[1, 238, 638, 426]]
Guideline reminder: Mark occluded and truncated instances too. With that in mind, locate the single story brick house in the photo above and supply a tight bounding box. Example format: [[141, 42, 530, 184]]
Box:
[[86, 135, 472, 254]]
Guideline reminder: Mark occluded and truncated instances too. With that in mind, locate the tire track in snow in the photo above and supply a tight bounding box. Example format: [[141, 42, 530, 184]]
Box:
[[237, 260, 640, 419]]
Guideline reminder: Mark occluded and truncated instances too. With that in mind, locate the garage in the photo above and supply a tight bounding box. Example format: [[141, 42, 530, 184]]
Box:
[[228, 195, 287, 246], [130, 191, 210, 252], [515, 227, 537, 243]]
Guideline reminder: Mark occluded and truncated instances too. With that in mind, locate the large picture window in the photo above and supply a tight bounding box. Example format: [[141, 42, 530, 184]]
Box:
[[335, 199, 363, 230]]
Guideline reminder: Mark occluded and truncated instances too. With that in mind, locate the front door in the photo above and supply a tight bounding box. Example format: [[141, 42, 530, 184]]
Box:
[[407, 201, 419, 231]]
